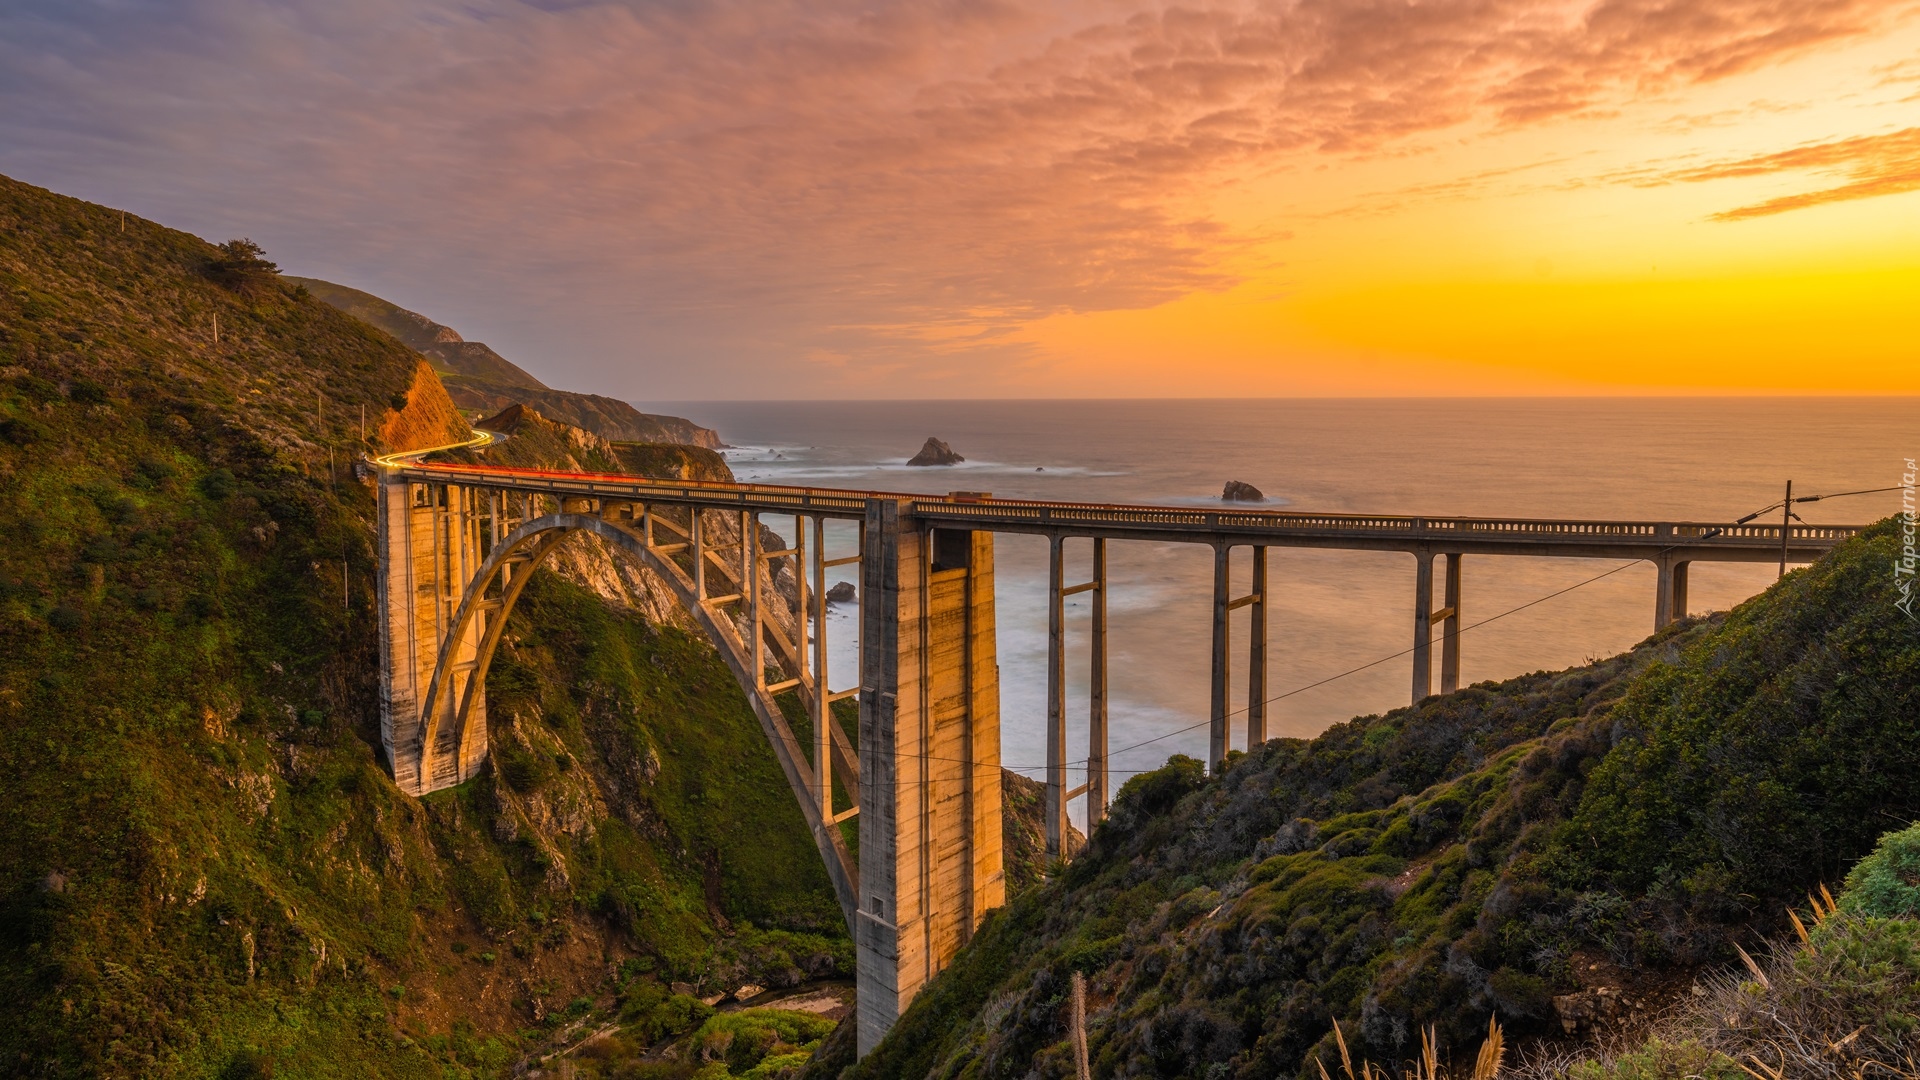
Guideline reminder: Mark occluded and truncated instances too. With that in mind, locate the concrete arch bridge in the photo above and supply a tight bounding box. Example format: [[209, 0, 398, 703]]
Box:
[[374, 453, 1861, 1054]]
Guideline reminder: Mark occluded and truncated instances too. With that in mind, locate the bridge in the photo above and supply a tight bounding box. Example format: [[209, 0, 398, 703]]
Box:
[[372, 445, 1863, 1055]]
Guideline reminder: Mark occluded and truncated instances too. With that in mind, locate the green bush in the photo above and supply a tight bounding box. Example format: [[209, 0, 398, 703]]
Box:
[[1566, 1039, 1742, 1080], [1839, 822, 1920, 918]]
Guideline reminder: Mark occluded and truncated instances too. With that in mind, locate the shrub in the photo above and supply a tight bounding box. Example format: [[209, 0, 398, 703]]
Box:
[[206, 238, 279, 291], [1564, 1039, 1741, 1080], [1, 416, 47, 445], [1839, 822, 1920, 918], [197, 468, 237, 500]]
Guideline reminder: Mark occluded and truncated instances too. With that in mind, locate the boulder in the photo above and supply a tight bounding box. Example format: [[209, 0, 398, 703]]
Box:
[[1222, 480, 1264, 502], [825, 581, 857, 605], [906, 437, 964, 466]]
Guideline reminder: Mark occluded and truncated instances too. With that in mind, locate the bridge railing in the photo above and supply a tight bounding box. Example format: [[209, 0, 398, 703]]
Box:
[[389, 462, 1863, 547]]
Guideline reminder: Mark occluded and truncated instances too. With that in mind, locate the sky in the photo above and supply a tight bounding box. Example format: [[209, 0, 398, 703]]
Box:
[[2, 0, 1916, 400]]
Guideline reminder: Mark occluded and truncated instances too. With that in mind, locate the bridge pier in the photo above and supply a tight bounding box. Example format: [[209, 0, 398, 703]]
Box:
[[857, 506, 1003, 1057], [1209, 545, 1231, 770], [1247, 546, 1268, 749], [1208, 545, 1269, 772], [1411, 548, 1434, 702], [1440, 553, 1463, 695], [1653, 555, 1691, 630], [1088, 537, 1109, 826], [378, 476, 493, 795], [1412, 549, 1465, 702], [1673, 561, 1689, 624], [1046, 536, 1114, 856]]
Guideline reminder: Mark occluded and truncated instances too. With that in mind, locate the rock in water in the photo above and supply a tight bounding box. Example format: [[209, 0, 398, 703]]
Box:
[[1222, 480, 1264, 502], [907, 437, 964, 466], [825, 581, 857, 605]]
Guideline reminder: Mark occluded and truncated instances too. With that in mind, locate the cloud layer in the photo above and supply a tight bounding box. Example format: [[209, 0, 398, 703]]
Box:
[[0, 0, 1909, 394]]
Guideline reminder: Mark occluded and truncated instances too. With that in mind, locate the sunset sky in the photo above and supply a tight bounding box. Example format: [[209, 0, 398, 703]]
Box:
[[2, 0, 1916, 399]]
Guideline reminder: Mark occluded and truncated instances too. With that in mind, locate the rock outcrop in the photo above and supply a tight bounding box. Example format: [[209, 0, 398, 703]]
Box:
[[906, 437, 964, 466], [448, 378, 722, 448], [825, 581, 857, 605], [1222, 479, 1264, 502], [379, 359, 473, 452]]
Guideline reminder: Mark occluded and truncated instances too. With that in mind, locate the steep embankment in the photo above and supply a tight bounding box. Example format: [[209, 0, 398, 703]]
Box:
[[0, 172, 840, 1078], [846, 520, 1920, 1080], [290, 276, 722, 448]]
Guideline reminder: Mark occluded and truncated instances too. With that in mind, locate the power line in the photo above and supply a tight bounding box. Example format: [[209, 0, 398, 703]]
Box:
[[1077, 480, 1898, 770]]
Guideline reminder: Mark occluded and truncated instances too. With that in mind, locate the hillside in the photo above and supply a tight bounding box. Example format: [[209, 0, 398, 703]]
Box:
[[0, 172, 1071, 1080], [842, 519, 1920, 1079], [289, 276, 722, 448]]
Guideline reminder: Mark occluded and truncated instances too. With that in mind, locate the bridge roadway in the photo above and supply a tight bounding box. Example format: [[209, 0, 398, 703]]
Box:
[[374, 454, 1863, 1056]]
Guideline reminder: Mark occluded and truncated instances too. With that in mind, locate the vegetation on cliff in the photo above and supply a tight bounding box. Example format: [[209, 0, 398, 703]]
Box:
[[0, 172, 841, 1078], [847, 518, 1919, 1079]]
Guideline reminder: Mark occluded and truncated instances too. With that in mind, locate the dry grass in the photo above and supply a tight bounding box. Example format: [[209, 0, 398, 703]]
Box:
[[1315, 1016, 1506, 1080], [1502, 904, 1920, 1080]]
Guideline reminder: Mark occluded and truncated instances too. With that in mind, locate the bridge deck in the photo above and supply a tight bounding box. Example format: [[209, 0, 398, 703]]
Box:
[[392, 461, 1863, 562]]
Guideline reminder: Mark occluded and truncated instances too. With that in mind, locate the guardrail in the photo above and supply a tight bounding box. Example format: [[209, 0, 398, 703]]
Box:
[[389, 462, 1864, 550]]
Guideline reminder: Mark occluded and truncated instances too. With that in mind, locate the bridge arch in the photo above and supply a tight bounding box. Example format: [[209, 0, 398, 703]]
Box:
[[377, 469, 1011, 1052], [416, 509, 859, 925]]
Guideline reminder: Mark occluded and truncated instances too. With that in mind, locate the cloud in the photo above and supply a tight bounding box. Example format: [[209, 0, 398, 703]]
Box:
[[1655, 127, 1920, 219], [0, 0, 1908, 394]]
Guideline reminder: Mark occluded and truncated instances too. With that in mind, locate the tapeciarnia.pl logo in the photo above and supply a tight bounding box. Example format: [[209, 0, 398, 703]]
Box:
[[1898, 458, 1917, 623]]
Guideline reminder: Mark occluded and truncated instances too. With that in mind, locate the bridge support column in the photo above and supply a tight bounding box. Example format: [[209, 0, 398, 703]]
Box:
[[1672, 561, 1689, 624], [1439, 553, 1462, 695], [857, 505, 1002, 1058], [1087, 538, 1109, 826], [1046, 536, 1068, 857], [1246, 546, 1268, 749], [1654, 555, 1674, 630], [1411, 548, 1434, 703], [1209, 544, 1231, 772], [377, 476, 488, 795]]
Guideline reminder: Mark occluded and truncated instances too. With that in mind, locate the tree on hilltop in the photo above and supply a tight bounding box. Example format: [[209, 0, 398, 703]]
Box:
[[205, 237, 280, 292]]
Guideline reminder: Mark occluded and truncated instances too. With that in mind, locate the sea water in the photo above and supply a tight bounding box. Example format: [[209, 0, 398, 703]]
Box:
[[645, 398, 1912, 822]]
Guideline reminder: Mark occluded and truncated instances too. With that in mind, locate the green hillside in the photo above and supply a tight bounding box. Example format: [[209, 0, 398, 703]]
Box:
[[846, 519, 1920, 1079], [0, 173, 843, 1078]]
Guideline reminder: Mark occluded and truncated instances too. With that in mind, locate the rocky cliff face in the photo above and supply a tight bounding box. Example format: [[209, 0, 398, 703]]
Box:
[[380, 359, 472, 452], [453, 378, 721, 448]]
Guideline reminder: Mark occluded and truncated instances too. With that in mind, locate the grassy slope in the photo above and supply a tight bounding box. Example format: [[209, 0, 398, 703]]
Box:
[[0, 173, 843, 1078], [287, 276, 547, 389], [849, 519, 1920, 1080]]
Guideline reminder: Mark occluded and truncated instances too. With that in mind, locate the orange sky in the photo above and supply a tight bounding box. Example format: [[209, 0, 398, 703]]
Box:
[[2, 0, 1916, 398]]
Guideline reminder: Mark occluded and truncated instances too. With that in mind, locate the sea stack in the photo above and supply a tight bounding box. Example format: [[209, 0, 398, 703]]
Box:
[[907, 437, 964, 466], [825, 581, 857, 605], [1222, 480, 1264, 502]]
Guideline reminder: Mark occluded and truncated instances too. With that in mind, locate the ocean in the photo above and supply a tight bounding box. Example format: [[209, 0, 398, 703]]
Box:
[[645, 398, 1912, 822]]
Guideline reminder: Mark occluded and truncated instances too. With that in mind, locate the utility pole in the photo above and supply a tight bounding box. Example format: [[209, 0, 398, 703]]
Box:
[[1070, 972, 1090, 1080], [1778, 479, 1792, 579]]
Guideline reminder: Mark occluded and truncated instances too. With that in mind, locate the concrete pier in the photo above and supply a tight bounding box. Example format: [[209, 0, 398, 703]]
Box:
[[856, 508, 1002, 1056]]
